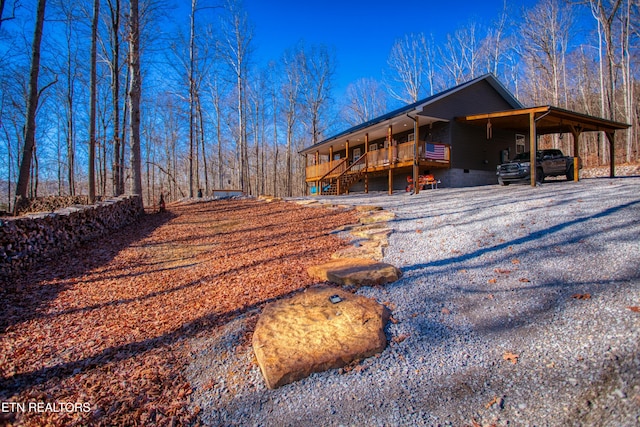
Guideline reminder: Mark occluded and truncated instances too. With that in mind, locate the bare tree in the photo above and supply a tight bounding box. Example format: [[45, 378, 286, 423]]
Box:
[[300, 44, 334, 145], [267, 61, 279, 196], [128, 0, 142, 203], [481, 0, 513, 77], [105, 0, 125, 196], [219, 0, 252, 193], [590, 0, 622, 119], [281, 47, 302, 197], [341, 77, 388, 126], [441, 22, 484, 86], [187, 0, 197, 197], [386, 33, 429, 103], [0, 0, 18, 30], [14, 0, 47, 213], [521, 0, 573, 107], [88, 0, 100, 203]]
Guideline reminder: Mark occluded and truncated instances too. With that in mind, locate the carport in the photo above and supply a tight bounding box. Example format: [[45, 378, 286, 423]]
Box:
[[458, 106, 631, 186]]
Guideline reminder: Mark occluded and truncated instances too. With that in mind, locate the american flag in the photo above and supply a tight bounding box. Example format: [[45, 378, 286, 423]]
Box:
[[425, 143, 446, 160]]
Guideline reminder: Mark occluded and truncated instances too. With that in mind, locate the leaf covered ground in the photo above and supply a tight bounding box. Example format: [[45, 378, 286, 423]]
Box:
[[0, 198, 357, 426]]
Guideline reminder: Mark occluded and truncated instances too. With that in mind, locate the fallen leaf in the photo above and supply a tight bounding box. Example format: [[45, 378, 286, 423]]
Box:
[[511, 259, 521, 264], [485, 396, 499, 409], [519, 277, 531, 282], [392, 334, 409, 344], [494, 268, 511, 274], [488, 278, 497, 284], [627, 306, 640, 312], [384, 301, 397, 311], [503, 351, 519, 364], [487, 294, 495, 300], [416, 229, 423, 234], [441, 308, 451, 315], [572, 293, 591, 300]]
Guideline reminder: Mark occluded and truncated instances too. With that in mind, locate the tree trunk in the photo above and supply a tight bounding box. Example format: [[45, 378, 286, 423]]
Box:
[[14, 0, 46, 214], [108, 0, 122, 196], [128, 0, 143, 204], [88, 0, 100, 203], [188, 0, 196, 197], [197, 94, 209, 194]]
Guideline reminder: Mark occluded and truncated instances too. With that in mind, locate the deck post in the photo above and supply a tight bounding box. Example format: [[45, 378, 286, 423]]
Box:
[[414, 116, 420, 194], [365, 133, 369, 193], [315, 150, 319, 190], [345, 140, 349, 163], [529, 112, 537, 187], [387, 125, 393, 195]]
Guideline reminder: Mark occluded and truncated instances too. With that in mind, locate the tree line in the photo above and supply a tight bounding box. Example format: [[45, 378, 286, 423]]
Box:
[[0, 0, 637, 213]]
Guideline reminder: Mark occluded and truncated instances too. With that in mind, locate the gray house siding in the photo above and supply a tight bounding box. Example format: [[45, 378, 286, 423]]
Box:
[[420, 79, 516, 119]]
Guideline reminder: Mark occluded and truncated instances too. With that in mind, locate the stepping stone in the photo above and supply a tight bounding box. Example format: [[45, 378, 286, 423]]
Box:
[[355, 205, 383, 212], [331, 242, 384, 261], [258, 196, 282, 202], [350, 227, 392, 241], [308, 258, 401, 287], [294, 199, 319, 205], [359, 211, 396, 224], [252, 286, 390, 389]]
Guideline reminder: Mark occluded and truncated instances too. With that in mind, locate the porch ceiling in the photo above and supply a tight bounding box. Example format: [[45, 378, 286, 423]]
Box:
[[307, 114, 447, 156], [458, 106, 630, 135]]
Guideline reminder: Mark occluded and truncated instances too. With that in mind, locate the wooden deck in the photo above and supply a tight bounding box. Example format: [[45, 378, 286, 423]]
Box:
[[306, 142, 450, 195], [306, 141, 450, 182]]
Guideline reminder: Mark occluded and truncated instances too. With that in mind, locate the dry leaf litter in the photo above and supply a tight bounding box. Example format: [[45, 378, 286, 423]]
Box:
[[1, 198, 356, 426]]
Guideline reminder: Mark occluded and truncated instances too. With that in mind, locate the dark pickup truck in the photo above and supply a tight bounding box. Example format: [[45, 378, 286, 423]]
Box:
[[497, 149, 577, 185]]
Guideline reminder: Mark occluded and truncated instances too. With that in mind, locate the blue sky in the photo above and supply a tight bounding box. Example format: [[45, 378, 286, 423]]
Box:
[[244, 0, 532, 94]]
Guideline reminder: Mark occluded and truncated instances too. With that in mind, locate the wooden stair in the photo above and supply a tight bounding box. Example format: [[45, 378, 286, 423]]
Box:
[[321, 169, 365, 195]]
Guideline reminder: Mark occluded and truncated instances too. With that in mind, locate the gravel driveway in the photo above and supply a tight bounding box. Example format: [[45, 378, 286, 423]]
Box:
[[188, 177, 640, 427]]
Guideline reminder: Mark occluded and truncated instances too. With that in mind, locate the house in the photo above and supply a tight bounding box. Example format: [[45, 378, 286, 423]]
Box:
[[300, 74, 629, 194]]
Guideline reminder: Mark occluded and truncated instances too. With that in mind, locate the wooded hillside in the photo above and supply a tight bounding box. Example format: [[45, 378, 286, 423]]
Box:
[[0, 0, 637, 212]]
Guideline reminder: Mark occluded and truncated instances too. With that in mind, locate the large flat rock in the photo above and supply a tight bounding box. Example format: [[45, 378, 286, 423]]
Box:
[[359, 210, 396, 224], [308, 258, 401, 287], [331, 240, 384, 261], [252, 286, 390, 389]]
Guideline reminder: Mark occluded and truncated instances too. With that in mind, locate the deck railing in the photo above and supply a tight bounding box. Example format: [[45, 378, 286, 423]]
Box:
[[306, 142, 450, 181], [306, 159, 343, 181]]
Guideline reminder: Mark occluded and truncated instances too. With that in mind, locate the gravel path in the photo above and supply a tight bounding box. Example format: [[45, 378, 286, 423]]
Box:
[[187, 177, 640, 426]]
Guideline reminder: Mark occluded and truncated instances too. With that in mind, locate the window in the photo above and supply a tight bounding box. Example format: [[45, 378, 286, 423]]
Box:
[[353, 147, 361, 160], [369, 143, 378, 151], [407, 133, 415, 142], [516, 134, 525, 154]]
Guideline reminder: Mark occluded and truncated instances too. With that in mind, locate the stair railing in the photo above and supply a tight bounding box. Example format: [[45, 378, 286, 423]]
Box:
[[336, 154, 368, 194], [316, 158, 348, 195]]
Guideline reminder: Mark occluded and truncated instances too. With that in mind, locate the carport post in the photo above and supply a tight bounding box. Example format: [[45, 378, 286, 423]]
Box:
[[570, 126, 581, 182], [529, 112, 537, 187], [607, 132, 616, 178]]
